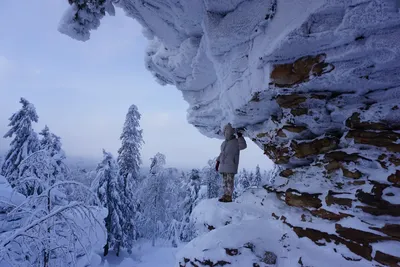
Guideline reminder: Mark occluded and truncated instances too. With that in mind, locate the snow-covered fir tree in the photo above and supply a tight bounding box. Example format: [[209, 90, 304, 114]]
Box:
[[253, 165, 262, 187], [179, 169, 201, 242], [165, 169, 185, 243], [1, 98, 40, 190], [116, 104, 143, 248], [238, 169, 250, 192], [39, 126, 52, 151], [137, 153, 168, 246], [117, 104, 143, 189], [39, 126, 69, 181], [202, 158, 221, 198], [189, 169, 203, 202], [266, 164, 280, 185], [11, 126, 70, 197], [132, 153, 166, 242], [248, 172, 255, 187], [149, 152, 166, 175], [165, 170, 190, 246], [163, 168, 184, 223], [95, 150, 132, 256]]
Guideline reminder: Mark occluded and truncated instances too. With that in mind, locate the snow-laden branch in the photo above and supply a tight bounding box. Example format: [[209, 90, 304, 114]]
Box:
[[45, 180, 99, 205], [0, 202, 81, 248], [17, 149, 48, 167]]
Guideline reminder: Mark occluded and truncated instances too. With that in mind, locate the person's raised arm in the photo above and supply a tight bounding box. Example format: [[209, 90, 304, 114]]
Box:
[[237, 132, 247, 150]]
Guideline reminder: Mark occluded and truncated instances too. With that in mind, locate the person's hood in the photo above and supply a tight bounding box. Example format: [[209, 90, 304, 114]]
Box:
[[223, 123, 235, 140]]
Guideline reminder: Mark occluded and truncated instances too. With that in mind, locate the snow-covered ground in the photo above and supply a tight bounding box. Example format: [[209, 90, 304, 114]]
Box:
[[96, 241, 180, 267], [0, 242, 178, 267], [177, 188, 396, 266]]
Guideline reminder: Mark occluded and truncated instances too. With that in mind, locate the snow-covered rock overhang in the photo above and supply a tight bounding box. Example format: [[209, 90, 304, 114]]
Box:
[[60, 1, 400, 265], [60, 0, 400, 141]]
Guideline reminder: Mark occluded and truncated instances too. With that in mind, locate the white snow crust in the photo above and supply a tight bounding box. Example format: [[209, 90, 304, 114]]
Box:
[[178, 189, 379, 267]]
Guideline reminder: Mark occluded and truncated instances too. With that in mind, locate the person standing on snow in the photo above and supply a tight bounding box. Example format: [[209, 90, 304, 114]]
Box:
[[215, 123, 247, 202]]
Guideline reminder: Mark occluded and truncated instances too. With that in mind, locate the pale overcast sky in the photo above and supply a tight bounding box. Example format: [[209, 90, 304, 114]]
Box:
[[0, 0, 273, 171]]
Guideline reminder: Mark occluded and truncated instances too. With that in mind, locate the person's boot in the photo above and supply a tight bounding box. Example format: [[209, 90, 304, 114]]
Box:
[[218, 195, 227, 202], [218, 195, 232, 203]]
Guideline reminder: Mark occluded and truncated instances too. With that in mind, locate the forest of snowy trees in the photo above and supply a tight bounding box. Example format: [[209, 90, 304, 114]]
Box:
[[0, 98, 272, 266]]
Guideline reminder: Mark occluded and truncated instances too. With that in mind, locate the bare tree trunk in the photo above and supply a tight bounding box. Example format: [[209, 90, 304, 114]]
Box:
[[44, 189, 51, 267], [43, 252, 49, 267], [116, 243, 120, 257], [103, 242, 109, 256], [104, 213, 111, 256]]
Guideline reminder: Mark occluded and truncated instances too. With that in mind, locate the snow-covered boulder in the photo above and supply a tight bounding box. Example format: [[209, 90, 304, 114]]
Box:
[[190, 197, 270, 235], [60, 0, 400, 265]]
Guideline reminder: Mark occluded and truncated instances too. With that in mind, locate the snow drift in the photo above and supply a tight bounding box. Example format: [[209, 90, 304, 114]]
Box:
[[60, 0, 400, 265], [179, 190, 377, 267]]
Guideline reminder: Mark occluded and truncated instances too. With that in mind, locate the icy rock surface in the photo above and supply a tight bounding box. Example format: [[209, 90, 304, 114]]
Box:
[[60, 0, 400, 265]]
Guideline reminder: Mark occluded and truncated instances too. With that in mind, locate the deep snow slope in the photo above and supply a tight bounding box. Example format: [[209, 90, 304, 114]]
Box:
[[60, 0, 400, 266], [179, 190, 382, 267]]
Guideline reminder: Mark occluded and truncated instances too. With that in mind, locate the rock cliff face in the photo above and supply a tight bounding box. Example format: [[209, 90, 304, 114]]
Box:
[[60, 0, 400, 265]]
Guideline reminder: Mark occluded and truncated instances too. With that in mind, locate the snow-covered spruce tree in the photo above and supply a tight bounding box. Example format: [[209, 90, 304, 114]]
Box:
[[39, 126, 52, 152], [116, 104, 143, 250], [248, 172, 255, 187], [1, 98, 40, 190], [263, 170, 269, 184], [95, 150, 131, 256], [163, 168, 187, 247], [179, 169, 201, 242], [236, 169, 250, 195], [39, 126, 69, 181], [134, 151, 166, 240], [266, 164, 281, 185], [117, 104, 143, 189], [253, 165, 262, 187], [137, 153, 168, 246], [163, 170, 190, 246], [16, 127, 69, 197], [166, 219, 180, 248], [149, 152, 166, 175], [202, 158, 221, 198], [59, 0, 116, 41]]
